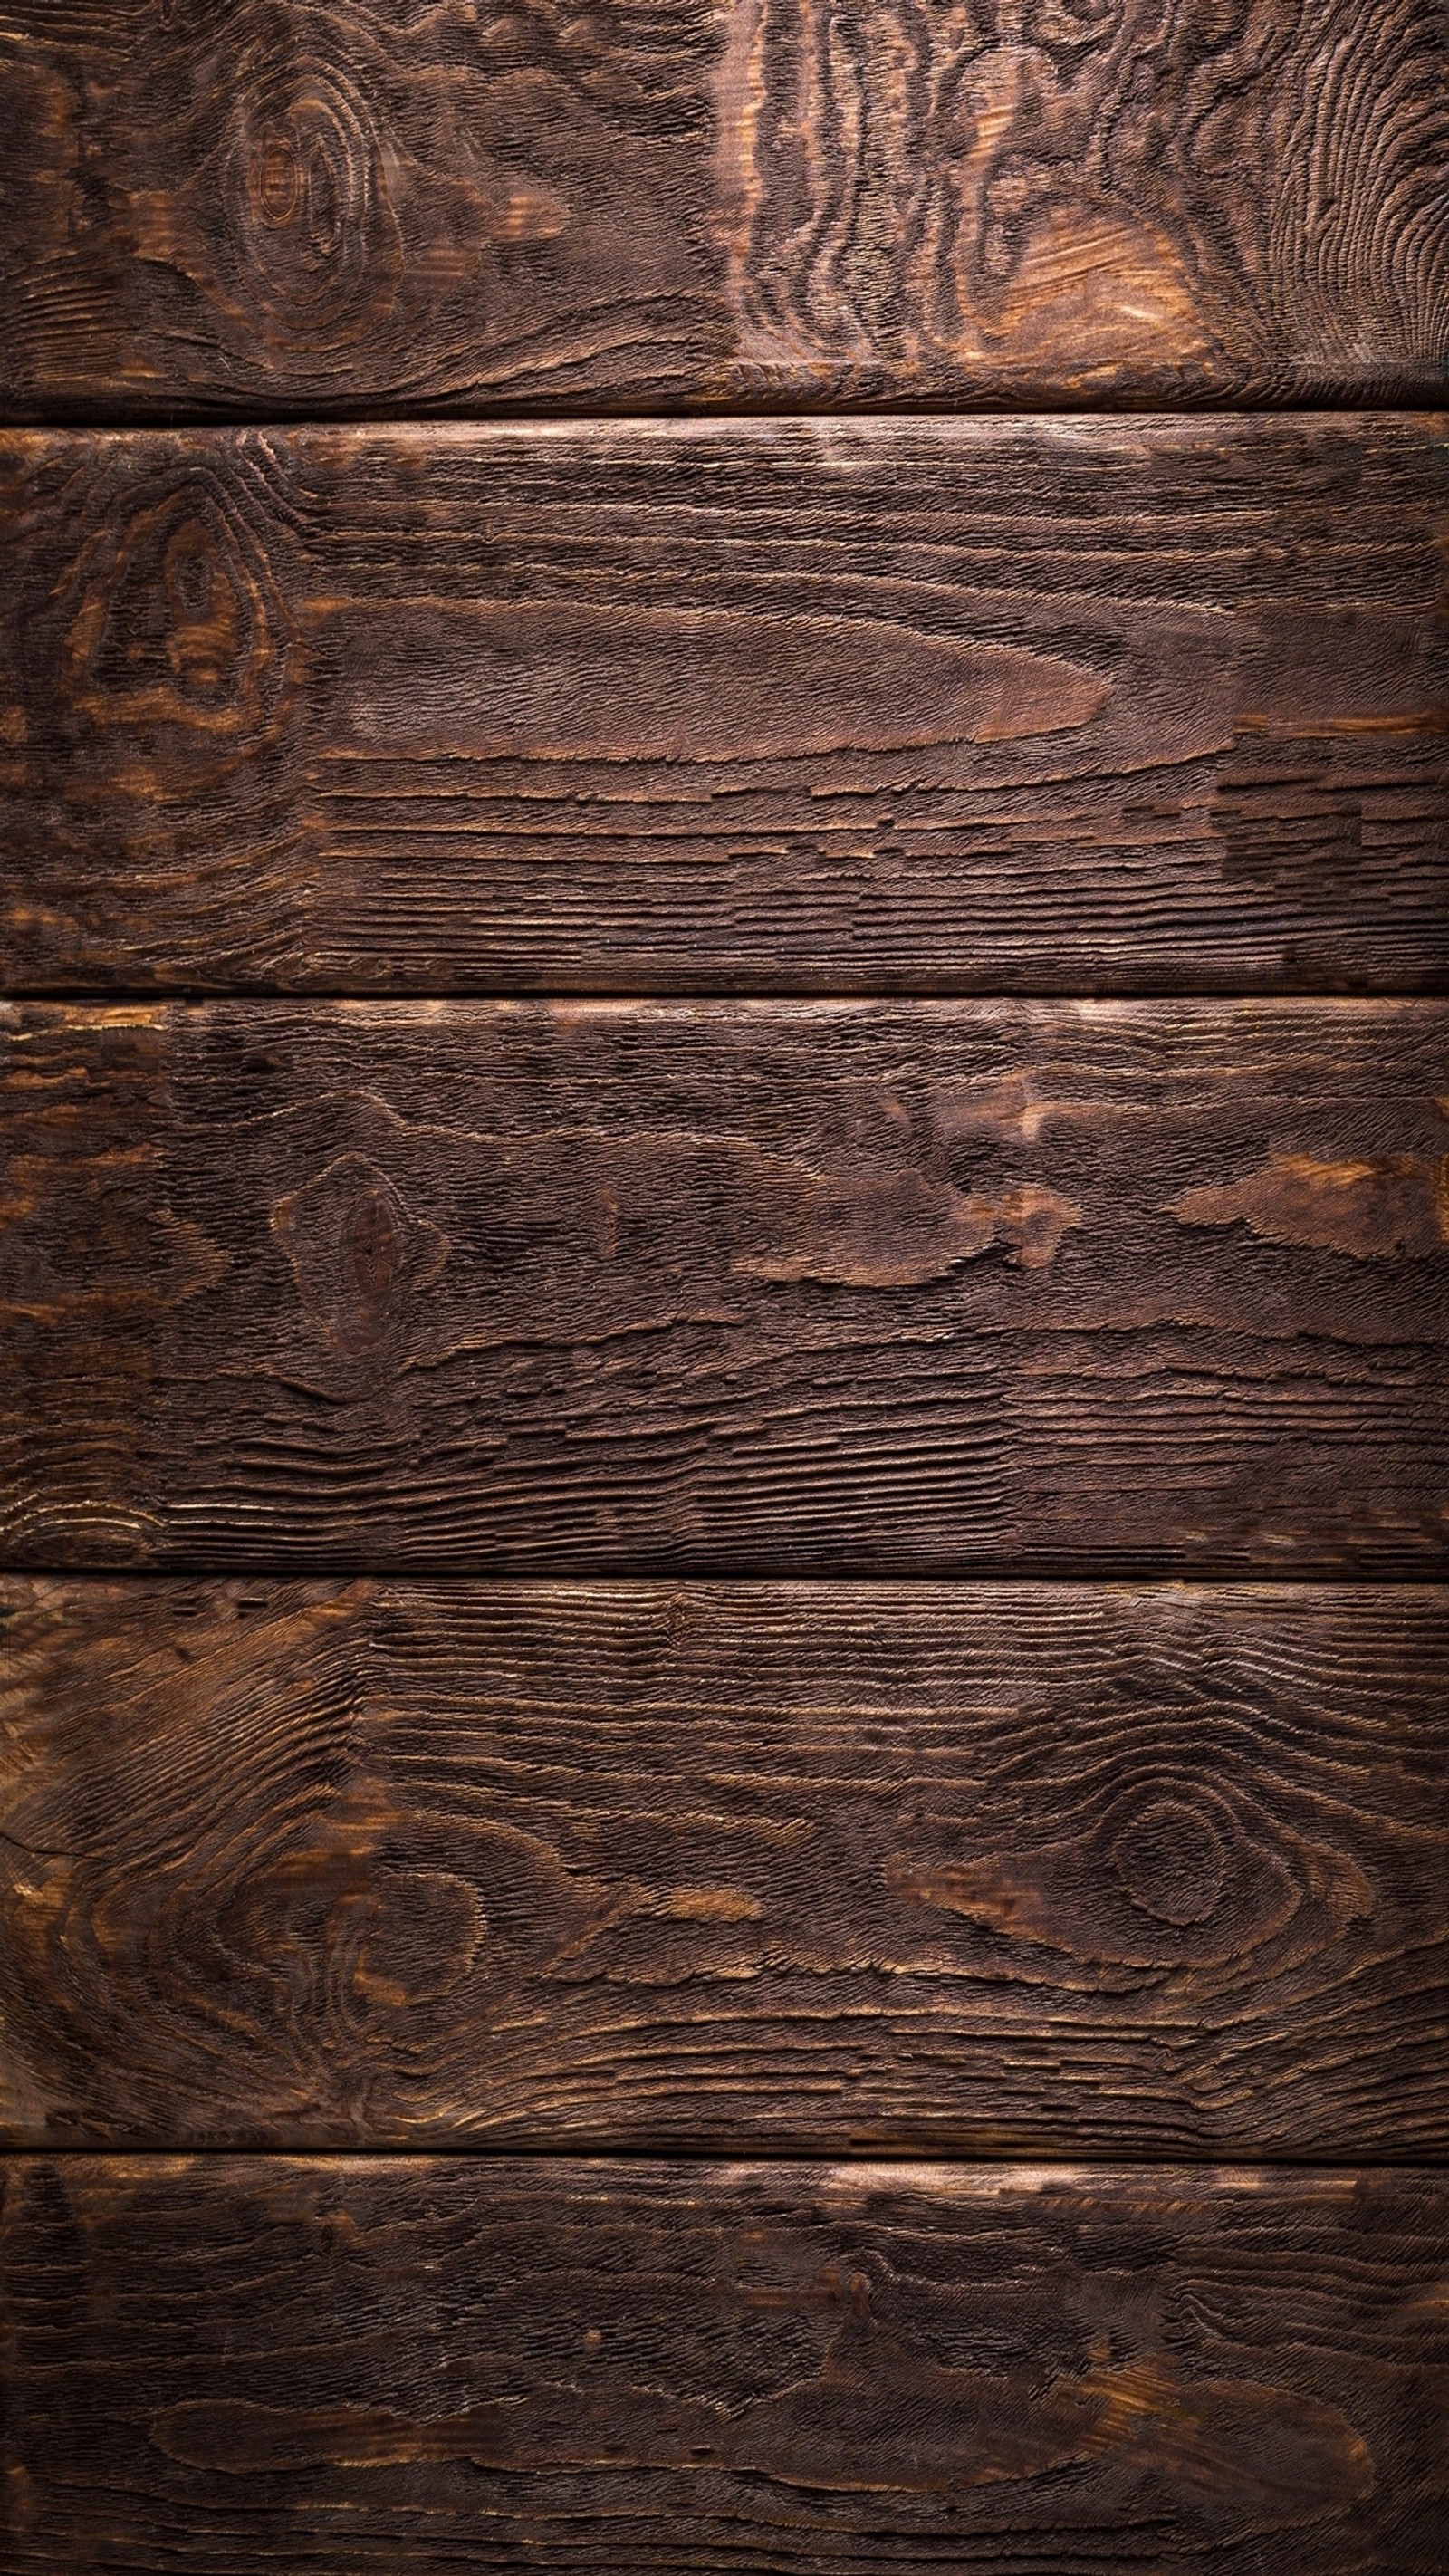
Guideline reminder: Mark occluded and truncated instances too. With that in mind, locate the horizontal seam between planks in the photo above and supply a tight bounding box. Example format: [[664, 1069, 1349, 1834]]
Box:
[[3, 394, 1447, 430]]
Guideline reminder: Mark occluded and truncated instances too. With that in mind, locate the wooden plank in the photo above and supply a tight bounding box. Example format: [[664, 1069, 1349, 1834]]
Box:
[[3, 1577, 1446, 2158], [4, 416, 1447, 995], [4, 2154, 1445, 2573], [2, 999, 1444, 1575], [2, 2, 1446, 418]]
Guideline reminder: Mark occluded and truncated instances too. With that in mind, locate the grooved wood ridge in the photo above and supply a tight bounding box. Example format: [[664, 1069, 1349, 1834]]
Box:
[[4, 1577, 1446, 2158], [3, 417, 1446, 995], [5, 2157, 1446, 2573], [2, 0, 1446, 416], [3, 998, 1444, 1574], [3, 9, 1447, 2571]]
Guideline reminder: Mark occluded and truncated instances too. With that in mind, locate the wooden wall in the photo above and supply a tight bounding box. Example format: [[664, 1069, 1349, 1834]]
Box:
[[1, 5, 1445, 2569]]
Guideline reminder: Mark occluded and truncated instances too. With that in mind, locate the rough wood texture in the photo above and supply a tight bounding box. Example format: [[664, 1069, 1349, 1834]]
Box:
[[4, 2155, 1446, 2573], [3, 1577, 1446, 2158], [2, 2, 1446, 418], [3, 999, 1445, 1574], [3, 417, 1447, 995]]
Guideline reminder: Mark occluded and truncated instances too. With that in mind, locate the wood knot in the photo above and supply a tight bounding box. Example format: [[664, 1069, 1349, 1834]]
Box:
[[127, 22, 573, 377], [272, 1154, 448, 1354], [1109, 1796, 1226, 1925], [349, 1867, 485, 2009], [222, 58, 398, 343], [216, 1852, 485, 2025], [58, 464, 294, 778], [886, 1770, 1373, 1980]]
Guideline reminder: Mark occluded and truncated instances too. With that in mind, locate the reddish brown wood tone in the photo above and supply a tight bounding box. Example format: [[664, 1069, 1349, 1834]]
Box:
[[2, 1, 1446, 418], [3, 999, 1445, 1574], [5, 2155, 1446, 2574], [3, 417, 1446, 996], [3, 8, 1446, 2563], [3, 1577, 1446, 2159]]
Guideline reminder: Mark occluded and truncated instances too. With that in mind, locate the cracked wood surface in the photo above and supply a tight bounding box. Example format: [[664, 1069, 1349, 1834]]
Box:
[[3, 417, 1447, 995], [1, 1, 1446, 418], [4, 2156, 1446, 2573], [2, 1578, 1446, 2158], [2, 998, 1444, 1573]]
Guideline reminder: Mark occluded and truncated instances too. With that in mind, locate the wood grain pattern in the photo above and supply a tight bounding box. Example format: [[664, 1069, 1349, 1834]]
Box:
[[4, 1577, 1446, 2158], [2, 1, 1446, 417], [5, 2155, 1446, 2572], [5, 9, 1444, 2552], [2, 999, 1445, 1574], [4, 417, 1447, 995]]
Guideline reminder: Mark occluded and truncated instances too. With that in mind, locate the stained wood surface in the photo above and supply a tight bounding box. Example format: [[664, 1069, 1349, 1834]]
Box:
[[5, 13, 1446, 2557], [5, 2154, 1446, 2573], [3, 997, 1445, 1573], [3, 417, 1448, 995], [3, 2, 1447, 418], [4, 1577, 1447, 2158]]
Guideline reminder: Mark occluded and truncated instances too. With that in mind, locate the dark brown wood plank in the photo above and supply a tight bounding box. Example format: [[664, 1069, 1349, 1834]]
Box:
[[4, 1578, 1446, 2158], [4, 417, 1447, 995], [2, 2, 1446, 418], [2, 999, 1444, 1574], [5, 2154, 1446, 2573]]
